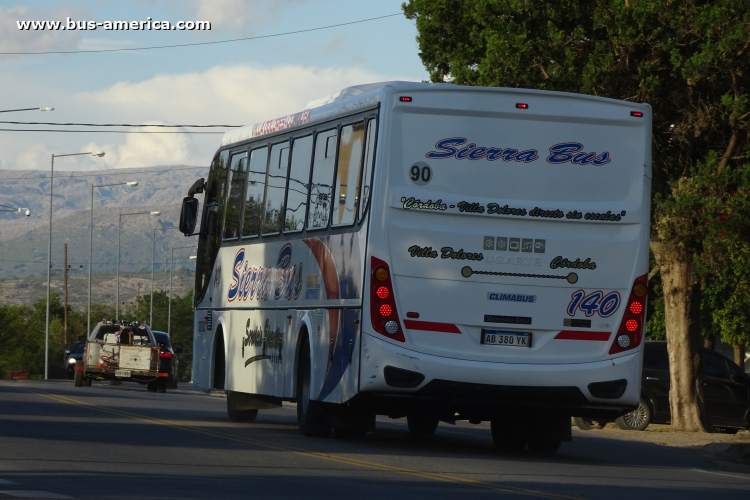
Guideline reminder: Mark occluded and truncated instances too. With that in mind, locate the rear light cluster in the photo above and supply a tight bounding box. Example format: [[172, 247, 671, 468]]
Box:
[[159, 351, 172, 358], [370, 257, 405, 342], [609, 274, 648, 354]]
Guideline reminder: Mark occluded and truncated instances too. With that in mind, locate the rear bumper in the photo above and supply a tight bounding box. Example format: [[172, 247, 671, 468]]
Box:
[[359, 332, 641, 415], [83, 366, 159, 381]]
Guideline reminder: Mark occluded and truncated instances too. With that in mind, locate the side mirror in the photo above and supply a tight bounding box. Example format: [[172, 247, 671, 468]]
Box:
[[179, 197, 199, 236], [64, 350, 70, 355], [175, 347, 184, 354]]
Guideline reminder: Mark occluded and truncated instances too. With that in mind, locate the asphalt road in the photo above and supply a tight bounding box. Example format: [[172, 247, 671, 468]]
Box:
[[1, 380, 749, 500]]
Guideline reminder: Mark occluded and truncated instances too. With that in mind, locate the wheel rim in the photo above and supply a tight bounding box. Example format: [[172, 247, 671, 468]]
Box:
[[623, 403, 648, 428]]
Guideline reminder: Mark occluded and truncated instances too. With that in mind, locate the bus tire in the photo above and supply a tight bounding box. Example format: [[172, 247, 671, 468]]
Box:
[[73, 369, 83, 387], [490, 419, 526, 453], [297, 338, 331, 437], [573, 417, 607, 430], [407, 414, 439, 436]]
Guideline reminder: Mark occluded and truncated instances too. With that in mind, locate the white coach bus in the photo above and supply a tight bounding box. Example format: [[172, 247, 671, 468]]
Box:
[[179, 81, 651, 452]]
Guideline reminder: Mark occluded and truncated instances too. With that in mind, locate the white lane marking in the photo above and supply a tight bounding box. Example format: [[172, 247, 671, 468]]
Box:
[[0, 480, 19, 485], [692, 468, 750, 481], [0, 492, 73, 499]]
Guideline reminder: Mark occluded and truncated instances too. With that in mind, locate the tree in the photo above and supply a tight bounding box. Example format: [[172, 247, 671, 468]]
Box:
[[403, 0, 750, 430]]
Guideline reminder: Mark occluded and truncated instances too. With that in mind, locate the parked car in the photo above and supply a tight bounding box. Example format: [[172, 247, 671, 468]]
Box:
[[74, 320, 171, 393], [575, 341, 750, 432], [64, 341, 86, 379], [151, 331, 182, 389]]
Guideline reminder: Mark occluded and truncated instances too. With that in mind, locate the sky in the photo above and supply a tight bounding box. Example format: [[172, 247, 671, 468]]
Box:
[[0, 0, 427, 172]]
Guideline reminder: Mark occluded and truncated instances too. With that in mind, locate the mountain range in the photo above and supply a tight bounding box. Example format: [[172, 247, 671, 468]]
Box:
[[0, 165, 209, 281]]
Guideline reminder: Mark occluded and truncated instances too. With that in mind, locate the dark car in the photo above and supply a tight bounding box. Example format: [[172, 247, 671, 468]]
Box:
[[576, 341, 750, 432], [65, 341, 86, 379], [152, 331, 182, 389]]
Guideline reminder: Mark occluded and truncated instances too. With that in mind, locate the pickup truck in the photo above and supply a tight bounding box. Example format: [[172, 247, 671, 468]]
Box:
[[74, 320, 170, 393]]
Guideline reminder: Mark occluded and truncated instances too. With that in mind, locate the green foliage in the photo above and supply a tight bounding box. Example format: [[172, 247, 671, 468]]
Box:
[[0, 289, 195, 381]]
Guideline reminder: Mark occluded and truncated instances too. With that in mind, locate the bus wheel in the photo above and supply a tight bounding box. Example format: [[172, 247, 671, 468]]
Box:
[[490, 419, 526, 452], [407, 414, 439, 436], [73, 369, 83, 387], [297, 339, 331, 437]]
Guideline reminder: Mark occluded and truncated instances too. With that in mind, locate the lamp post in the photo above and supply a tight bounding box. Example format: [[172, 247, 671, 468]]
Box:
[[88, 181, 138, 336], [44, 151, 105, 380], [0, 107, 54, 113], [151, 227, 179, 327], [117, 211, 161, 319], [169, 246, 197, 335]]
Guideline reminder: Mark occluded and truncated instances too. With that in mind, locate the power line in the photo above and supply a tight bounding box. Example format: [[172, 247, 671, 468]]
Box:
[[0, 121, 241, 127], [0, 165, 207, 181], [2, 13, 402, 55], [0, 128, 223, 134]]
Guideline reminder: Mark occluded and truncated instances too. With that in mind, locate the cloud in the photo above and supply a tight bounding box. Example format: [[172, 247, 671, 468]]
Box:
[[0, 6, 85, 59], [3, 62, 405, 171], [81, 122, 192, 170], [85, 62, 392, 127], [189, 0, 309, 34], [14, 142, 52, 170]]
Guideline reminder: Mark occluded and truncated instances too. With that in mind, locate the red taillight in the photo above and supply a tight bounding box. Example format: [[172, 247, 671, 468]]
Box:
[[159, 352, 172, 358], [158, 372, 169, 377], [370, 257, 405, 342], [400, 96, 412, 102], [610, 274, 648, 354], [516, 103, 529, 109], [630, 111, 643, 117]]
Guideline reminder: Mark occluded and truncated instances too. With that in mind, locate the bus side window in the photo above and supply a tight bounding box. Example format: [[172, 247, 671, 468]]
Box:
[[358, 119, 377, 222], [197, 149, 229, 301], [332, 122, 365, 227], [262, 141, 290, 235], [243, 147, 269, 238], [308, 129, 337, 230], [284, 135, 313, 233], [223, 151, 247, 239]]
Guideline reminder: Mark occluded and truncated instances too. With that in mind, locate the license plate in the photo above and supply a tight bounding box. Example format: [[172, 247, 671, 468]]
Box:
[[115, 370, 131, 378], [481, 329, 531, 347]]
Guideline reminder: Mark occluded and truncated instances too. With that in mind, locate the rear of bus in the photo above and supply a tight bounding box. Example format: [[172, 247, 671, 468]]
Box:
[[360, 85, 651, 429]]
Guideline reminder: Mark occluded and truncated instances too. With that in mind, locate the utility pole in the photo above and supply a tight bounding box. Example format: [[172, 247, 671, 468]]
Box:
[[50, 243, 82, 349]]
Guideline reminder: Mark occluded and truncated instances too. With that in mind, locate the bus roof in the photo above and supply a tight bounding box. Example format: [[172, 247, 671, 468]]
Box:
[[219, 81, 649, 147]]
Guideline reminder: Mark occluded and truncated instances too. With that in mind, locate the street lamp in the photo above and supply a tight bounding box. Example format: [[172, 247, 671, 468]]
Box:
[[117, 210, 161, 320], [0, 205, 30, 216], [0, 107, 54, 113], [44, 151, 105, 380], [169, 246, 197, 335], [88, 180, 138, 336], [151, 226, 179, 327]]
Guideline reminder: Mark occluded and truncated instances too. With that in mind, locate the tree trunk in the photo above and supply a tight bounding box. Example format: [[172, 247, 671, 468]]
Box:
[[735, 346, 746, 371], [651, 240, 710, 432]]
